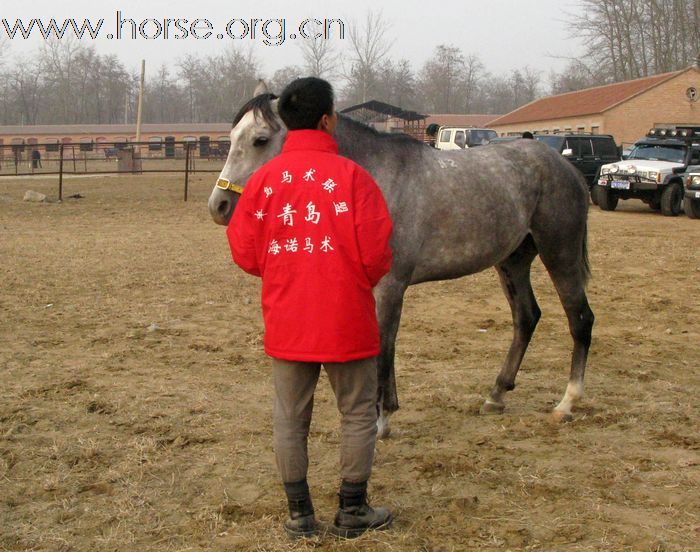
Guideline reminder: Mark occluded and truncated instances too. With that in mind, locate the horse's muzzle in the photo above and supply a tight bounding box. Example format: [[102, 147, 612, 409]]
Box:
[[208, 188, 235, 226]]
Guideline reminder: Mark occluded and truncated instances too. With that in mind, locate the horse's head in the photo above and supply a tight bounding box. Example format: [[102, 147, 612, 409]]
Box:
[[208, 81, 286, 225]]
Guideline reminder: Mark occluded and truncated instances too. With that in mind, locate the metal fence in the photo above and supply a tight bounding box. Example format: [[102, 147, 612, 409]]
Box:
[[0, 140, 231, 201]]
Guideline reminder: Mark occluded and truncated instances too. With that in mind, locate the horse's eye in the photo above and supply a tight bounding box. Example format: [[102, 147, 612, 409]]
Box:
[[253, 137, 269, 147]]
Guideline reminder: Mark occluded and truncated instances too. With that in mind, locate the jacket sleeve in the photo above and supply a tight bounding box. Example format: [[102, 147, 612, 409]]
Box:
[[226, 186, 262, 277], [353, 166, 393, 287]]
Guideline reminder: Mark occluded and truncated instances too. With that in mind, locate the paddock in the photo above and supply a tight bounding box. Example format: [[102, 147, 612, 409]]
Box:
[[1, 175, 698, 550]]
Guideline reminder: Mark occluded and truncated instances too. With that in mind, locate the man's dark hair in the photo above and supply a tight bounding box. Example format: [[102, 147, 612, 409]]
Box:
[[522, 131, 534, 139], [278, 77, 334, 130]]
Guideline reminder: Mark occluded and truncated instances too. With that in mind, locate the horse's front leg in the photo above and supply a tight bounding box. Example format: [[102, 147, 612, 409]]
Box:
[[373, 275, 408, 439]]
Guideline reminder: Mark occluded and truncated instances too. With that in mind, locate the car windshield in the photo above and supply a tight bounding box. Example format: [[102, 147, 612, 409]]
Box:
[[627, 144, 686, 163], [535, 135, 565, 150], [467, 129, 497, 146]]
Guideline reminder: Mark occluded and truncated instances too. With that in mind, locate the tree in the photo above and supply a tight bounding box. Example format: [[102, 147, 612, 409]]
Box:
[[40, 37, 83, 123], [418, 45, 467, 113], [568, 0, 700, 83], [511, 66, 542, 107], [99, 54, 131, 124], [145, 64, 184, 124], [342, 10, 393, 104], [299, 21, 339, 79], [370, 59, 419, 110], [549, 59, 604, 95], [177, 54, 199, 123], [269, 65, 304, 95], [459, 54, 485, 113], [6, 59, 40, 125], [480, 74, 515, 115], [211, 48, 260, 121]]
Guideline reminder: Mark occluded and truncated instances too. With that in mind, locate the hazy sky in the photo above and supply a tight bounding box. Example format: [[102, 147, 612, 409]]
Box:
[[2, 0, 586, 78]]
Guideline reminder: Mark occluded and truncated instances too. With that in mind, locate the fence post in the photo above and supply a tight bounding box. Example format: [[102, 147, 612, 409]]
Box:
[[184, 142, 190, 202], [58, 144, 64, 201]]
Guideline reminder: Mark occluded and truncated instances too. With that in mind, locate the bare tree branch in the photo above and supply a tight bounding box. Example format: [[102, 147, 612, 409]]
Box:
[[298, 21, 339, 79], [341, 10, 394, 104]]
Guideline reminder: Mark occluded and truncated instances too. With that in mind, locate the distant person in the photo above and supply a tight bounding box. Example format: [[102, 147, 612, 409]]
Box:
[[31, 149, 42, 169], [522, 131, 534, 139]]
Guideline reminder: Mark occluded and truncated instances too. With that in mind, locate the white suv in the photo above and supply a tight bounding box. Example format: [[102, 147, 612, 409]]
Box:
[[435, 127, 497, 150], [596, 127, 700, 216]]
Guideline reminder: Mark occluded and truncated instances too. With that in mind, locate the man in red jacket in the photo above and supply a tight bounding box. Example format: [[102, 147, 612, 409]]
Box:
[[227, 77, 393, 539]]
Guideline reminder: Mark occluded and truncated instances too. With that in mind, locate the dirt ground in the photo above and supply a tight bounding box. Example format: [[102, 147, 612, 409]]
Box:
[[1, 175, 699, 551]]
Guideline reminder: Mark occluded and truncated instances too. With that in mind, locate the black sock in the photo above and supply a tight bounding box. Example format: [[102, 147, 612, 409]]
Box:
[[339, 480, 367, 508], [284, 479, 313, 516]]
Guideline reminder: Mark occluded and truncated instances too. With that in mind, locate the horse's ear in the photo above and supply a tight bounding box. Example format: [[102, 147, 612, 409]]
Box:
[[253, 79, 269, 96]]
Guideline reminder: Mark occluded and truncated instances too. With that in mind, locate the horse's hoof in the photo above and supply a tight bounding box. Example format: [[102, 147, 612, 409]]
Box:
[[551, 410, 574, 423], [377, 426, 391, 440], [480, 400, 505, 415], [376, 415, 391, 440]]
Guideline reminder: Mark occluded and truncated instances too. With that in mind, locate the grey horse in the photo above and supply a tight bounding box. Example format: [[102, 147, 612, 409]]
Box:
[[208, 84, 594, 438]]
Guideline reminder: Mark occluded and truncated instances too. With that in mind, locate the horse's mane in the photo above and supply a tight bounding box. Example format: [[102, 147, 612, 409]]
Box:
[[232, 93, 425, 149], [232, 93, 280, 130], [337, 114, 426, 148]]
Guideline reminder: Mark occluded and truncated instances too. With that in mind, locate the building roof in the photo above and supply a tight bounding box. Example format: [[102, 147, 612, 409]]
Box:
[[490, 67, 695, 127], [340, 100, 426, 122], [0, 123, 232, 136], [424, 114, 499, 128]]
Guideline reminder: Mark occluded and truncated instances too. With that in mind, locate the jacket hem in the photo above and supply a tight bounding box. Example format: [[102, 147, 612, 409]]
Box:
[[265, 346, 380, 363]]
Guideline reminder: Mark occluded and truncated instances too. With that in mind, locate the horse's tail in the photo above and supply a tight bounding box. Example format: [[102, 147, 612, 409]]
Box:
[[581, 214, 592, 285], [570, 162, 592, 286]]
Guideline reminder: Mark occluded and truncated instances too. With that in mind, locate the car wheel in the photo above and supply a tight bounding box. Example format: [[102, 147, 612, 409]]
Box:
[[684, 197, 700, 219], [660, 182, 683, 216], [598, 186, 618, 211], [649, 198, 661, 211], [590, 170, 601, 206]]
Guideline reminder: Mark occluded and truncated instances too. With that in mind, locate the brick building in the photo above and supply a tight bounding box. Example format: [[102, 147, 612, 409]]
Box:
[[489, 66, 700, 146]]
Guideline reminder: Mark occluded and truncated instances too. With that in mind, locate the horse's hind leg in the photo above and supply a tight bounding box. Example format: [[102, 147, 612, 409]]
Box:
[[536, 241, 594, 422], [373, 275, 408, 439], [481, 235, 540, 415], [548, 268, 594, 422]]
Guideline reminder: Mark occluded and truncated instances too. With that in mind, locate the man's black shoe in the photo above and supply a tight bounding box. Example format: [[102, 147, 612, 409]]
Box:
[[330, 480, 392, 539], [283, 479, 320, 539], [331, 502, 393, 538], [284, 513, 320, 539]]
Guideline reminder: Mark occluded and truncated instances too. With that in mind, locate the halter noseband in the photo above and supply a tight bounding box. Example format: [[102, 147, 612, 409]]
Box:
[[216, 178, 245, 195]]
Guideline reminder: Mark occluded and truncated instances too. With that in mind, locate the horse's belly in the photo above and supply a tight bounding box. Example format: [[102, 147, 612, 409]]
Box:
[[409, 217, 530, 284], [409, 240, 515, 283], [398, 176, 537, 285]]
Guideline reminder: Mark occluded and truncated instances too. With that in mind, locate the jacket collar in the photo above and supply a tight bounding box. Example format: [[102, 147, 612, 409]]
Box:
[[282, 129, 339, 155]]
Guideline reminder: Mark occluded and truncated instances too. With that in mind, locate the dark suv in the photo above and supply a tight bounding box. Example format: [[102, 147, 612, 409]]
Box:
[[535, 134, 621, 192]]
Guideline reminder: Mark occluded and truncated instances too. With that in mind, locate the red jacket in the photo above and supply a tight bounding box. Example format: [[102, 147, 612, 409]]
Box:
[[227, 130, 393, 362]]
